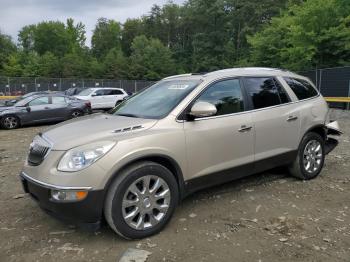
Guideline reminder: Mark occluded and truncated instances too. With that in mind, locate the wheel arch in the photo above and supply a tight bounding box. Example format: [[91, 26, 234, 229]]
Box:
[[103, 154, 186, 200], [304, 124, 327, 141]]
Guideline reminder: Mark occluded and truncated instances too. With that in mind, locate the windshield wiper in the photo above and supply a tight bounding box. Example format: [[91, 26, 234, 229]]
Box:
[[115, 113, 139, 118]]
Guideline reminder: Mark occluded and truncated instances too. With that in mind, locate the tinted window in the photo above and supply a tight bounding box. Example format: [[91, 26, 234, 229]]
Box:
[[244, 77, 281, 109], [284, 77, 318, 100], [274, 79, 290, 104], [52, 96, 67, 104], [28, 97, 49, 106], [197, 79, 244, 116], [94, 89, 106, 96], [110, 89, 123, 95]]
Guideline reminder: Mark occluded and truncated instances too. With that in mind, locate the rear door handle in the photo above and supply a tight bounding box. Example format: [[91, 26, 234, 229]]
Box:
[[44, 107, 50, 109], [287, 115, 298, 122], [238, 125, 252, 132]]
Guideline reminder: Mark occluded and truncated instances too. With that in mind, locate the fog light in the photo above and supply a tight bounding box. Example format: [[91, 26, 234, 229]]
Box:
[[51, 190, 88, 202]]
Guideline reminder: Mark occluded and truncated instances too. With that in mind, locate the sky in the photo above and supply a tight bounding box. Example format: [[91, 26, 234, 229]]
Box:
[[0, 0, 185, 46]]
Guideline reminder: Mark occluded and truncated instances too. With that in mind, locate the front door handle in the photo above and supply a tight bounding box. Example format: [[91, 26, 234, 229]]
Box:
[[44, 107, 50, 109], [287, 115, 298, 122], [238, 125, 252, 132]]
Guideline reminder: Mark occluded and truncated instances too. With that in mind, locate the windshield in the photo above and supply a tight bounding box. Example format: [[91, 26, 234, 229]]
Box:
[[14, 96, 35, 106], [111, 79, 201, 119], [77, 88, 93, 96]]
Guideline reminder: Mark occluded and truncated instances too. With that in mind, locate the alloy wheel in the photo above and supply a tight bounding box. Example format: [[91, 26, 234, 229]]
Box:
[[3, 116, 18, 129], [303, 140, 323, 173], [122, 175, 171, 230]]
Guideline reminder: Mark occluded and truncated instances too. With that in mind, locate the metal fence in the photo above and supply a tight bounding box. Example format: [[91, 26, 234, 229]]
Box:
[[0, 77, 156, 96], [300, 66, 350, 109], [1, 66, 350, 99]]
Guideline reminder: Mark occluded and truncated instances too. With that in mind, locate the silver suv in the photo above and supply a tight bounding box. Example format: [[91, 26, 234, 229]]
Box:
[[20, 68, 341, 239]]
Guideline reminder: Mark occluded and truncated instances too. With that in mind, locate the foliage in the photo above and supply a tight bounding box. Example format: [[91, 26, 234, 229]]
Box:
[[248, 0, 350, 70], [0, 0, 349, 79]]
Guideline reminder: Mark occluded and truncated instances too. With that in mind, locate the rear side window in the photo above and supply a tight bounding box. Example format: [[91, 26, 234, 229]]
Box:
[[196, 79, 244, 116], [52, 96, 67, 105], [284, 77, 318, 100], [110, 89, 123, 95], [244, 77, 282, 109]]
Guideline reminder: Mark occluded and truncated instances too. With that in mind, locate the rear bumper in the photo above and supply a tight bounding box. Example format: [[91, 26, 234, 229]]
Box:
[[19, 172, 104, 229], [324, 120, 342, 154]]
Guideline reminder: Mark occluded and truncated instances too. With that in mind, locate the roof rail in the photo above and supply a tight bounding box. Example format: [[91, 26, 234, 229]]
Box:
[[163, 73, 193, 80]]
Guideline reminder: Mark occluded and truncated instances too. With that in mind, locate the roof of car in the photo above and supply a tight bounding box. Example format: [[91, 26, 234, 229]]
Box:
[[83, 87, 124, 90], [164, 67, 305, 81]]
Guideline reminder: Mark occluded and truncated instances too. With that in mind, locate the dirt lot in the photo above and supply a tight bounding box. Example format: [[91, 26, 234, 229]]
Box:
[[0, 110, 350, 262]]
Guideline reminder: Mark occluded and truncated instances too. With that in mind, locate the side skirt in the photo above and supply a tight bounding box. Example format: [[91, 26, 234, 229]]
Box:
[[183, 150, 297, 198]]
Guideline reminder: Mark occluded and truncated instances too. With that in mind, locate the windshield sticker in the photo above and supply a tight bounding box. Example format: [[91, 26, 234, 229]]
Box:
[[168, 84, 189, 90]]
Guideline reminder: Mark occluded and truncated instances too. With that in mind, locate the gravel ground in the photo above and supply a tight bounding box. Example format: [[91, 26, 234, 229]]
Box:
[[0, 109, 349, 262]]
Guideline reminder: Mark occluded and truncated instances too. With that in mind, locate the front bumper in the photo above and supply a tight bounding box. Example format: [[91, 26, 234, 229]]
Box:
[[19, 172, 104, 229]]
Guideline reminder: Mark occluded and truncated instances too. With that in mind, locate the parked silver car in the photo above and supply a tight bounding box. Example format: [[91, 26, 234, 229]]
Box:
[[0, 94, 91, 129], [20, 68, 341, 239]]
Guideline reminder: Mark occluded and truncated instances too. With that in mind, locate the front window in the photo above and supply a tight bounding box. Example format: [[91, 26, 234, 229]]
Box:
[[111, 79, 201, 119]]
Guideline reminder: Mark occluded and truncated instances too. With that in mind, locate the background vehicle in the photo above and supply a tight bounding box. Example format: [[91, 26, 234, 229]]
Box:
[[64, 87, 84, 96], [74, 87, 128, 109], [1, 91, 60, 107], [20, 68, 340, 239], [0, 94, 91, 129]]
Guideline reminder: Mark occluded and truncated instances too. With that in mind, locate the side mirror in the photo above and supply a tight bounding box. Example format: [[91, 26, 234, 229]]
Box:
[[26, 106, 31, 112], [189, 101, 217, 118]]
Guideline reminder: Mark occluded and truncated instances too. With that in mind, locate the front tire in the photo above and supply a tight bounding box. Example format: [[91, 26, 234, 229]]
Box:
[[104, 161, 179, 239], [288, 132, 325, 180], [1, 115, 20, 129]]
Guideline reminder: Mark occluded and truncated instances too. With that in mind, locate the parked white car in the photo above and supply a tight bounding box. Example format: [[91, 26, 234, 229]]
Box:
[[75, 88, 128, 109]]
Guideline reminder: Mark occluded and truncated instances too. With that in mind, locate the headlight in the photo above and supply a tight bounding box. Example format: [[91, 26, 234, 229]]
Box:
[[57, 141, 116, 172]]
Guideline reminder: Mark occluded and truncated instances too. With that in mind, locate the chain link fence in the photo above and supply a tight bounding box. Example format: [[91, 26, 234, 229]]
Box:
[[300, 66, 350, 109], [0, 77, 156, 96]]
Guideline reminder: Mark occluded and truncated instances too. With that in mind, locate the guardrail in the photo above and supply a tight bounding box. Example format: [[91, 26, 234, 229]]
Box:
[[0, 96, 17, 99], [324, 97, 350, 103]]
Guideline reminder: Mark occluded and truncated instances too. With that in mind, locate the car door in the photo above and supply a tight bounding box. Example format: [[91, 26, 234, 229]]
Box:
[[49, 96, 69, 120], [24, 96, 51, 123], [183, 78, 255, 184], [90, 89, 106, 109], [242, 77, 301, 170]]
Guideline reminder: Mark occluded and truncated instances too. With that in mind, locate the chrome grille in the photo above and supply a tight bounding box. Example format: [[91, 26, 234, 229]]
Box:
[[27, 135, 52, 166]]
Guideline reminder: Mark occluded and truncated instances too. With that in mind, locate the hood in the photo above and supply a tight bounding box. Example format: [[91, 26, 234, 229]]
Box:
[[43, 113, 158, 150], [0, 106, 23, 113]]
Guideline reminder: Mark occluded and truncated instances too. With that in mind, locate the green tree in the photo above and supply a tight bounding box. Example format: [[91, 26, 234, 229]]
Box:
[[18, 25, 37, 53], [66, 18, 87, 52], [3, 53, 23, 77], [129, 35, 175, 80], [0, 32, 17, 74], [91, 18, 122, 59], [38, 52, 60, 77], [248, 0, 350, 70], [121, 19, 143, 56], [33, 21, 70, 57], [103, 48, 128, 79]]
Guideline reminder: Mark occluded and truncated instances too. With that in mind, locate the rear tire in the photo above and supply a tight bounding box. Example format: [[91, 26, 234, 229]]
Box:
[[1, 115, 20, 129], [104, 161, 179, 239], [288, 132, 325, 180]]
